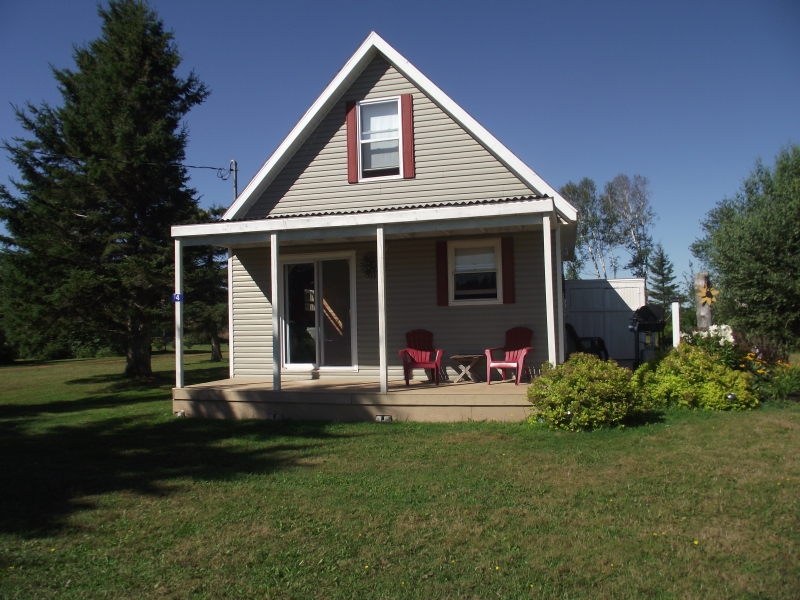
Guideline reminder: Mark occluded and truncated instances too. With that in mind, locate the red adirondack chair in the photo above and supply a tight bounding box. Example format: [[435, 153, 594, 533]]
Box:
[[398, 329, 443, 386], [484, 327, 534, 385]]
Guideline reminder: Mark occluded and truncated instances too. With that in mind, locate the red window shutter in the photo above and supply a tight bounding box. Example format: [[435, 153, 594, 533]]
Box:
[[401, 93, 415, 179], [346, 101, 358, 183], [436, 241, 448, 306], [502, 237, 516, 304]]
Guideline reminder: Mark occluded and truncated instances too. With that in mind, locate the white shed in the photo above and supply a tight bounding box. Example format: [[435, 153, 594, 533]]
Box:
[[564, 278, 646, 361]]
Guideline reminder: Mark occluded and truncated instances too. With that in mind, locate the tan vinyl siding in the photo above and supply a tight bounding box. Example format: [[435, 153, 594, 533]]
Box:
[[231, 248, 273, 377], [245, 56, 535, 219], [228, 232, 549, 380]]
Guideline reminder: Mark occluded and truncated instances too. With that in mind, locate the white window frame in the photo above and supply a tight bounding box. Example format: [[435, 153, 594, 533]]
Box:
[[357, 96, 403, 182], [279, 251, 358, 372], [447, 238, 503, 306]]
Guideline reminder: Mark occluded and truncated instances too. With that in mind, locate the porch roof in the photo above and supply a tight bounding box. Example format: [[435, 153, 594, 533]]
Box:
[[172, 195, 575, 253]]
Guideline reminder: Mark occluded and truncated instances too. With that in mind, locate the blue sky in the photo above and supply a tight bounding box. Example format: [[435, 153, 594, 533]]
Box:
[[2, 0, 798, 279]]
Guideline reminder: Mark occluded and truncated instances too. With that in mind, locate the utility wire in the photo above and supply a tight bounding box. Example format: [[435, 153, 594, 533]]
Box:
[[30, 151, 235, 180]]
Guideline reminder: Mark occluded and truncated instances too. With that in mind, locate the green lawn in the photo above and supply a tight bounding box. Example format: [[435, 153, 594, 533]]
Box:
[[1, 351, 798, 599]]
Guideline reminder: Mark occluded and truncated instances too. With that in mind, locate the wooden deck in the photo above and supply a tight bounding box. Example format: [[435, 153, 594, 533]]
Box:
[[172, 377, 532, 422]]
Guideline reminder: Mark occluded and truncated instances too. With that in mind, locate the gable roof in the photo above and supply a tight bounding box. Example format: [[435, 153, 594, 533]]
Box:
[[223, 32, 576, 223]]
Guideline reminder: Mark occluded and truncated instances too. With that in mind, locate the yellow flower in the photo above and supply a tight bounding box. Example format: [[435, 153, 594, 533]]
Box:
[[364, 565, 369, 569], [693, 541, 699, 545], [495, 566, 500, 570]]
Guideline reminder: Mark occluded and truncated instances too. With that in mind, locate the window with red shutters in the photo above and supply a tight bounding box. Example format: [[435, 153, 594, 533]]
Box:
[[347, 94, 414, 182]]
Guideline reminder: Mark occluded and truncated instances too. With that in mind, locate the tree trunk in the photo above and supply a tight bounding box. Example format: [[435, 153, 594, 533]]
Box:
[[209, 325, 222, 362], [695, 272, 713, 329], [125, 316, 152, 377]]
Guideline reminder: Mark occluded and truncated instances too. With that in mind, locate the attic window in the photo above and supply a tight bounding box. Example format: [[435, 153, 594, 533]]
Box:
[[359, 98, 401, 179]]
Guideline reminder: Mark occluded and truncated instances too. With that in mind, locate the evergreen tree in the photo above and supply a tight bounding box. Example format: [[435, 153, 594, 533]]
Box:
[[184, 207, 228, 363], [647, 243, 678, 308], [0, 0, 208, 376]]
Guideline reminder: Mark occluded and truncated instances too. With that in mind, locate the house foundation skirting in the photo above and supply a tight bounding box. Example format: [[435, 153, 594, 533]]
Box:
[[172, 379, 531, 422]]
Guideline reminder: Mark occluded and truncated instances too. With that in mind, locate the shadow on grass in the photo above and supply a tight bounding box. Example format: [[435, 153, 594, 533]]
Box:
[[0, 415, 352, 538], [0, 348, 219, 370], [623, 410, 667, 428], [0, 365, 230, 420], [0, 361, 356, 538], [64, 362, 230, 390]]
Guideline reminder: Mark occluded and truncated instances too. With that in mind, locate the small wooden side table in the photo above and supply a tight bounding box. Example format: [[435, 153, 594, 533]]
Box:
[[450, 354, 485, 383]]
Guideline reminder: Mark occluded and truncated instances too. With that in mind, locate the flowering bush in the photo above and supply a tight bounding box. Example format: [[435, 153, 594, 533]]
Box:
[[527, 353, 635, 431], [633, 345, 757, 410], [742, 353, 800, 401], [682, 324, 743, 370]]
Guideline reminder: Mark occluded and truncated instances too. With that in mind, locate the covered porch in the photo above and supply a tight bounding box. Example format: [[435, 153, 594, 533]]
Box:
[[173, 377, 532, 422], [171, 197, 572, 421]]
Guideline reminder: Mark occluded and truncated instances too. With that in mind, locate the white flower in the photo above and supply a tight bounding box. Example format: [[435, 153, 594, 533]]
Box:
[[688, 324, 734, 345]]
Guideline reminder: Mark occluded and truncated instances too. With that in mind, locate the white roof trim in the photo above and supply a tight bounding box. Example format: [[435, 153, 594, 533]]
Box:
[[222, 32, 576, 223], [179, 197, 554, 240]]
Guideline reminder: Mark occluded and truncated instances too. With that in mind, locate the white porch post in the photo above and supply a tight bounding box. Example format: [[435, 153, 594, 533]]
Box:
[[672, 299, 681, 348], [270, 233, 281, 391], [377, 225, 388, 393], [174, 239, 184, 389], [227, 248, 234, 379], [542, 216, 557, 365], [555, 223, 565, 364]]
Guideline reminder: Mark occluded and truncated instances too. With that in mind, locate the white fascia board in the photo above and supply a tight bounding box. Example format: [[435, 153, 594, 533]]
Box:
[[223, 32, 577, 224], [175, 198, 554, 242]]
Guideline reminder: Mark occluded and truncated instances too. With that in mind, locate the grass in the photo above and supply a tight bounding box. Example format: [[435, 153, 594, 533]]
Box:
[[1, 351, 798, 598]]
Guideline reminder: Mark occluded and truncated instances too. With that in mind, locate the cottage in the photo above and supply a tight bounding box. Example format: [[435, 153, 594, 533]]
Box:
[[171, 32, 577, 421]]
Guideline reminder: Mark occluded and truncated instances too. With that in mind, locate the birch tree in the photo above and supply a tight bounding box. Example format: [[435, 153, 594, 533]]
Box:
[[561, 178, 617, 279], [604, 174, 656, 278]]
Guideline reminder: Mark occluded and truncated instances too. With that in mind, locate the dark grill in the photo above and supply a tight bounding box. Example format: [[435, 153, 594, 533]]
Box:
[[629, 304, 667, 367], [628, 304, 667, 334]]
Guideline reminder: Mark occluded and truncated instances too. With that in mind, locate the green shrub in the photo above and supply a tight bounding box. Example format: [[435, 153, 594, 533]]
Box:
[[527, 353, 634, 431], [752, 363, 800, 401], [633, 345, 757, 410]]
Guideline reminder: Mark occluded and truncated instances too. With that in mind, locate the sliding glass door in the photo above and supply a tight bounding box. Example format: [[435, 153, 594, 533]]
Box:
[[283, 257, 354, 369]]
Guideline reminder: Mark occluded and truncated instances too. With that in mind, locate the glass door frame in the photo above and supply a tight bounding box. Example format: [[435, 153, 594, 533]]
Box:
[[279, 251, 358, 372]]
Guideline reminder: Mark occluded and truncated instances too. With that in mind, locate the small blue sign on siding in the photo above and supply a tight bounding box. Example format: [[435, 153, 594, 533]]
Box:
[[172, 293, 183, 303]]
